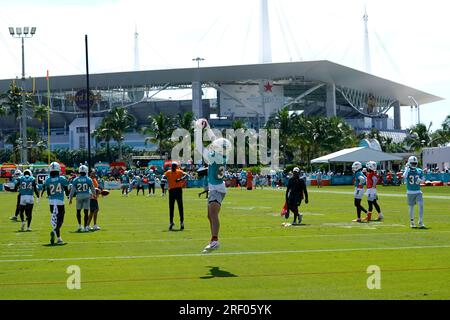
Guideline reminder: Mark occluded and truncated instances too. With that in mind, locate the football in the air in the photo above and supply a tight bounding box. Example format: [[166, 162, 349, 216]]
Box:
[[195, 118, 208, 129]]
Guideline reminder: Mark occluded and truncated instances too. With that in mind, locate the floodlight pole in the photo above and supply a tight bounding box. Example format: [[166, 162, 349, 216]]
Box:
[[21, 37, 27, 164], [9, 27, 36, 164], [85, 35, 92, 172]]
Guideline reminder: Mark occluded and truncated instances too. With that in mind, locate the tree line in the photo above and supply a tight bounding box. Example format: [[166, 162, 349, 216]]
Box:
[[1, 84, 449, 167]]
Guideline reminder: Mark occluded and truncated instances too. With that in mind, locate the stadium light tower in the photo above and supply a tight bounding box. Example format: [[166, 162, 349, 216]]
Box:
[[192, 57, 205, 69], [9, 26, 37, 164]]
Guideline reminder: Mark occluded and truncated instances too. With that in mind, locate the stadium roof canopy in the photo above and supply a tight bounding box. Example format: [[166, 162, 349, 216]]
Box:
[[311, 147, 403, 164], [0, 60, 443, 106]]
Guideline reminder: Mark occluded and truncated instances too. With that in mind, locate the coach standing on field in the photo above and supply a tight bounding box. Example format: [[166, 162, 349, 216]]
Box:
[[164, 162, 188, 231], [285, 167, 309, 225]]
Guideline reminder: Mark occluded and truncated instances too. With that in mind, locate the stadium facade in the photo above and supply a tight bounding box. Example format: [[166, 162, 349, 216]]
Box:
[[0, 60, 443, 151]]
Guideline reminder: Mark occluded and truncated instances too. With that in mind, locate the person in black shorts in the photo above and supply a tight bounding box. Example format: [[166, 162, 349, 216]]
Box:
[[285, 167, 309, 225]]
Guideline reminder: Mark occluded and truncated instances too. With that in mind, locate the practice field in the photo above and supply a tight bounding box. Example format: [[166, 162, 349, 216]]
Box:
[[1, 185, 449, 300]]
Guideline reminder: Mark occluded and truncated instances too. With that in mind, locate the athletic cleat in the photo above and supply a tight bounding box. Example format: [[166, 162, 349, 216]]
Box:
[[85, 226, 91, 232], [418, 223, 426, 229], [352, 218, 362, 223], [10, 216, 18, 221], [57, 238, 64, 245], [202, 240, 220, 253], [50, 230, 56, 245], [20, 222, 25, 232], [169, 223, 174, 231], [410, 221, 417, 228], [93, 225, 101, 231], [26, 227, 32, 232], [180, 223, 184, 230], [77, 225, 83, 232]]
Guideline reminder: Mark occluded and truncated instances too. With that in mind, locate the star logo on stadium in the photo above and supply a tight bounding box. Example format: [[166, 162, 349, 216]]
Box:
[[263, 82, 273, 92]]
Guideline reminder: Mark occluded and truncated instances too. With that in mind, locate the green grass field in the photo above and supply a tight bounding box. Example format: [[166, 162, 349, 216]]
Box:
[[1, 185, 449, 300]]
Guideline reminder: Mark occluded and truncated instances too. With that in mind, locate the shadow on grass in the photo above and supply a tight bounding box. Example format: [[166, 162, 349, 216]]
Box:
[[42, 243, 68, 247], [200, 266, 238, 280]]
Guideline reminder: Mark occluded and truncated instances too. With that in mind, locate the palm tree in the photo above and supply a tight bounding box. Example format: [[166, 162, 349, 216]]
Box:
[[33, 104, 50, 123], [177, 112, 195, 132], [142, 112, 175, 157], [231, 119, 247, 130], [0, 83, 35, 124], [405, 123, 432, 151], [104, 107, 136, 160], [92, 122, 117, 162], [266, 107, 294, 165]]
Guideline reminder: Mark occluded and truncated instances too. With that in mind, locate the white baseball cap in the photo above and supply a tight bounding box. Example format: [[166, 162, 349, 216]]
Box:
[[293, 167, 300, 173]]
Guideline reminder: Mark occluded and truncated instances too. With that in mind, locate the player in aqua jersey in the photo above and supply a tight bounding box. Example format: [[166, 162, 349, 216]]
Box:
[[69, 165, 96, 232], [239, 170, 247, 190], [404, 156, 426, 229], [41, 162, 70, 245], [130, 175, 145, 196], [147, 169, 156, 196], [14, 169, 40, 231], [160, 174, 167, 196], [120, 171, 130, 196], [195, 118, 232, 253], [352, 161, 368, 223]]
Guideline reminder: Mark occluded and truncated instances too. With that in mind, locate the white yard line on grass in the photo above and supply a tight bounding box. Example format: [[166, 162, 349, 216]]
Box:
[[309, 190, 450, 200], [1, 230, 450, 247], [1, 244, 450, 263]]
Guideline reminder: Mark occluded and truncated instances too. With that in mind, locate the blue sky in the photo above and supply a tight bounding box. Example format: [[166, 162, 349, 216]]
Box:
[[0, 0, 448, 131]]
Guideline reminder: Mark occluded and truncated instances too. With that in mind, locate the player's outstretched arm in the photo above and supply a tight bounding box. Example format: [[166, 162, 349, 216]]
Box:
[[194, 118, 217, 162]]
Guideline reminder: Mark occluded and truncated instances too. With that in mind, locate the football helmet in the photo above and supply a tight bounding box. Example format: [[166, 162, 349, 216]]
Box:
[[23, 169, 32, 176], [78, 165, 89, 174], [408, 156, 418, 168], [352, 161, 362, 172], [14, 169, 23, 177], [366, 161, 377, 171], [49, 162, 61, 173]]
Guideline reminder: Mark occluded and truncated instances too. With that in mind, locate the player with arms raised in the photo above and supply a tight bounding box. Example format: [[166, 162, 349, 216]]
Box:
[[404, 156, 426, 229], [41, 162, 70, 245], [195, 118, 232, 253]]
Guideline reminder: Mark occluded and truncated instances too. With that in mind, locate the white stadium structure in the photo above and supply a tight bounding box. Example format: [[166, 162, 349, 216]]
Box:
[[0, 0, 443, 152]]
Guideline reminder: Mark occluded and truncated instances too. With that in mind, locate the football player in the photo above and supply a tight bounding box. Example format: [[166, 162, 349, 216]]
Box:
[[352, 161, 368, 223], [87, 170, 101, 231], [160, 174, 167, 196], [15, 169, 40, 231], [41, 162, 70, 245], [147, 169, 156, 196], [9, 169, 23, 221], [195, 118, 231, 253], [404, 156, 426, 229], [68, 165, 96, 232], [363, 161, 384, 222], [120, 171, 130, 196]]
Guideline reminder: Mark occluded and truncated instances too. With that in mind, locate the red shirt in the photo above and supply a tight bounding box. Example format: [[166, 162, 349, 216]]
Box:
[[366, 172, 378, 189]]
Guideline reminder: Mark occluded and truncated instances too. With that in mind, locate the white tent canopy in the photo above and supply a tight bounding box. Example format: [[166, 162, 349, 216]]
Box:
[[311, 147, 403, 164]]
